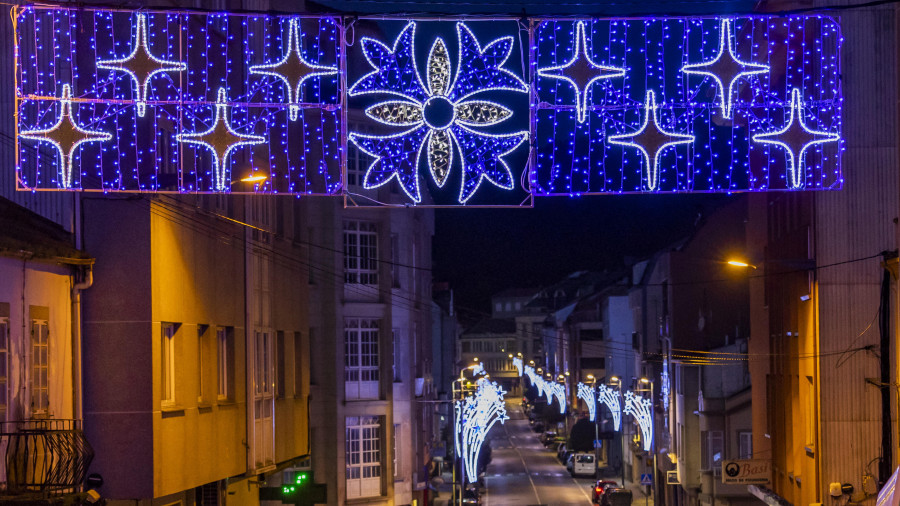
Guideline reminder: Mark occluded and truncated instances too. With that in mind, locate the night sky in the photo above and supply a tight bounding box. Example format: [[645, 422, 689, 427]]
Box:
[[432, 193, 736, 315]]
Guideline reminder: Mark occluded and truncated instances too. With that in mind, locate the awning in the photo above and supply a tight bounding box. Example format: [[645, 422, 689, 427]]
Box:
[[878, 467, 900, 506]]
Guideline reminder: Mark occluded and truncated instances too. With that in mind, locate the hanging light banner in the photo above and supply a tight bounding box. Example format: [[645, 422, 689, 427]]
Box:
[[531, 16, 842, 194], [14, 6, 342, 194], [14, 9, 842, 202]]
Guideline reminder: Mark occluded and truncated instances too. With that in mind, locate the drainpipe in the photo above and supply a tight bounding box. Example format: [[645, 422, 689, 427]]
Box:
[[879, 250, 898, 486], [72, 265, 93, 422]]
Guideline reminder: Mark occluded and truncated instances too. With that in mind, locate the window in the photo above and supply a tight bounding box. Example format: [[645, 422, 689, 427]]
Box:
[[701, 430, 724, 472], [390, 233, 400, 288], [739, 431, 753, 459], [392, 329, 402, 382], [345, 319, 380, 399], [344, 221, 378, 284], [393, 423, 400, 478], [31, 320, 50, 415], [346, 416, 382, 499], [0, 317, 7, 419], [217, 327, 234, 401], [161, 323, 177, 407], [347, 124, 369, 188], [198, 325, 208, 403], [276, 331, 285, 399], [293, 331, 304, 397]]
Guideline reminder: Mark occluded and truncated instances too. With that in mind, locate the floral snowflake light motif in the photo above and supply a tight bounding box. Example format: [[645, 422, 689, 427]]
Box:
[[349, 22, 529, 204]]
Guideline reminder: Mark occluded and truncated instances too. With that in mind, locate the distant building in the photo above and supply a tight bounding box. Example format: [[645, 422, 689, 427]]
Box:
[[491, 288, 538, 319], [458, 319, 519, 394]]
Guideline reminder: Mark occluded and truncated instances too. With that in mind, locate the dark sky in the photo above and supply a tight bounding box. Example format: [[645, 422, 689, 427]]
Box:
[[432, 193, 736, 314]]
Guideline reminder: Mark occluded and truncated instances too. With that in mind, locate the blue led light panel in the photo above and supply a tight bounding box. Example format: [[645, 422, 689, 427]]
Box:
[[15, 7, 342, 194], [345, 19, 531, 207], [532, 17, 842, 195]]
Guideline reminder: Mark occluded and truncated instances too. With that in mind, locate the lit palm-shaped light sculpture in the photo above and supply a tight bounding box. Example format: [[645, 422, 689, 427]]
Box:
[[455, 378, 509, 483], [577, 382, 596, 422], [597, 384, 621, 431], [624, 390, 653, 452], [548, 382, 567, 414], [512, 356, 523, 376]]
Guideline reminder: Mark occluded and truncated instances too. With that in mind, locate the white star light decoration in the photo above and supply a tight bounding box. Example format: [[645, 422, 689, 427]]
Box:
[[348, 22, 528, 204], [608, 90, 695, 191], [624, 390, 653, 452], [548, 382, 567, 414], [249, 18, 338, 121], [176, 87, 266, 191], [524, 365, 545, 396], [538, 21, 626, 123], [577, 382, 596, 422], [512, 356, 523, 376], [19, 84, 112, 189], [96, 13, 186, 117], [681, 18, 769, 120], [597, 384, 621, 431], [752, 88, 841, 189]]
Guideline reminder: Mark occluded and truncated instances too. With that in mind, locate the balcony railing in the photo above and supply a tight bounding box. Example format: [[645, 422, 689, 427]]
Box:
[[0, 420, 93, 498]]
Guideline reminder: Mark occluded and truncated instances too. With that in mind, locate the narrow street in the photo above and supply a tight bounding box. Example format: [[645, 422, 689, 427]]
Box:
[[482, 405, 595, 506]]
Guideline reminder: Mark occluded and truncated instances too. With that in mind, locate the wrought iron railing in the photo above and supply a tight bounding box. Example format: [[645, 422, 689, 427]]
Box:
[[0, 419, 93, 497]]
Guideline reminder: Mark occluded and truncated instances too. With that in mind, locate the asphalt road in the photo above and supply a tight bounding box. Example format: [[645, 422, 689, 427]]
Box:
[[482, 405, 596, 506]]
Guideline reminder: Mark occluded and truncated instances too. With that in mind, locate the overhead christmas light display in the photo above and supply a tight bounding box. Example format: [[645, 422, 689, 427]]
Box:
[[455, 378, 509, 483], [577, 382, 596, 421], [17, 85, 113, 189], [624, 390, 653, 452], [348, 21, 528, 204], [523, 365, 545, 396], [597, 384, 621, 431], [15, 7, 341, 194], [548, 381, 567, 414], [532, 16, 841, 195], [512, 356, 523, 376], [14, 8, 841, 200]]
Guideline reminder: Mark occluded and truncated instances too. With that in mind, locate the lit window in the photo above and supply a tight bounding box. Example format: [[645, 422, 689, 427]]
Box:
[[161, 323, 176, 407], [344, 221, 378, 285], [346, 416, 382, 499]]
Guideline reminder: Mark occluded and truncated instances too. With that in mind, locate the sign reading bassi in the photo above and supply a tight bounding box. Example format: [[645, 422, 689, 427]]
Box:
[[722, 459, 772, 484], [14, 6, 842, 206]]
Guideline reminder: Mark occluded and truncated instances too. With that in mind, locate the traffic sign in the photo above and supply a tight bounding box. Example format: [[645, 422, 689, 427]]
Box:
[[640, 473, 653, 486], [594, 439, 603, 448]]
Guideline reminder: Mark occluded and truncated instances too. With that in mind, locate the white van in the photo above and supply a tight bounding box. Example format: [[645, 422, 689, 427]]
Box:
[[571, 452, 595, 477]]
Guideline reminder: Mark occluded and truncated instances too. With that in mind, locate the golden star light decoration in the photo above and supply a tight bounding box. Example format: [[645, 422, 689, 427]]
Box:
[[681, 19, 770, 120], [18, 84, 112, 189], [537, 21, 627, 123], [249, 18, 339, 121], [176, 87, 266, 191], [608, 90, 695, 191], [752, 88, 841, 189], [96, 13, 186, 117]]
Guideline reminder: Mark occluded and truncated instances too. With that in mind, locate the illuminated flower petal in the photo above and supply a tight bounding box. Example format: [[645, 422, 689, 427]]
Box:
[[349, 125, 430, 202], [455, 100, 512, 126], [365, 101, 424, 126], [451, 124, 527, 203], [448, 24, 527, 103], [349, 23, 428, 103], [427, 39, 452, 96], [428, 129, 453, 187]]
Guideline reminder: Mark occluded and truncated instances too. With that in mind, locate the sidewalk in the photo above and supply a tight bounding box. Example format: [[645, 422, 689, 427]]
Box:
[[620, 477, 654, 506]]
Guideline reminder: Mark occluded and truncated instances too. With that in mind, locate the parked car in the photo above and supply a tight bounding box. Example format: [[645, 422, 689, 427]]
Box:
[[571, 452, 596, 477], [565, 453, 576, 473], [591, 480, 619, 504], [555, 442, 567, 461], [600, 488, 633, 506], [560, 450, 574, 466], [540, 430, 558, 445], [531, 422, 544, 433]]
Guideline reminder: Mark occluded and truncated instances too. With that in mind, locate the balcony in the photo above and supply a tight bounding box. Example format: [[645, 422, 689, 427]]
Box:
[[0, 420, 93, 500]]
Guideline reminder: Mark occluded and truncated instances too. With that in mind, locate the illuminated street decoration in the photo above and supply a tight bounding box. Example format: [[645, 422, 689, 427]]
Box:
[[348, 21, 528, 204], [18, 85, 112, 189], [660, 358, 671, 411], [470, 362, 486, 376], [15, 7, 341, 194], [512, 357, 523, 376], [752, 88, 842, 189], [681, 18, 769, 120], [537, 21, 626, 123], [533, 16, 842, 194], [249, 18, 338, 121], [177, 88, 267, 191], [524, 365, 545, 396], [607, 90, 695, 191], [597, 384, 621, 431], [96, 13, 186, 117], [577, 382, 596, 421], [624, 390, 653, 452], [456, 378, 508, 482], [548, 382, 567, 414]]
